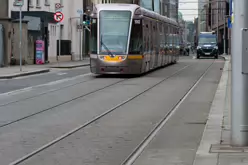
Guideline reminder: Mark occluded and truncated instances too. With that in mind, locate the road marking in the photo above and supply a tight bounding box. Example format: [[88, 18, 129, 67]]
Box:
[[0, 73, 93, 97], [57, 72, 67, 76]]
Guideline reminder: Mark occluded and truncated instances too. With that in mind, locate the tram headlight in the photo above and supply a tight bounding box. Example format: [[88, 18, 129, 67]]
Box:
[[118, 56, 126, 60]]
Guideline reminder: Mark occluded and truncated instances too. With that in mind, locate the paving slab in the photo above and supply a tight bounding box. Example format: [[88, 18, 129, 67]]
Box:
[[0, 67, 50, 79]]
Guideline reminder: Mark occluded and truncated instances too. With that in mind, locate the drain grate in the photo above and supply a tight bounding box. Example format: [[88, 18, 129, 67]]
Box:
[[210, 144, 248, 153], [185, 121, 206, 125]]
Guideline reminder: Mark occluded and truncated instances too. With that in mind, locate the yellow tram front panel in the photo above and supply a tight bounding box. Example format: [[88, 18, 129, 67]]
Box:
[[99, 55, 127, 62]]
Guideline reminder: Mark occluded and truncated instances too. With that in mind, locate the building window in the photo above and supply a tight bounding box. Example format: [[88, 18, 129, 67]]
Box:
[[36, 0, 40, 7], [45, 0, 50, 6], [28, 0, 33, 6]]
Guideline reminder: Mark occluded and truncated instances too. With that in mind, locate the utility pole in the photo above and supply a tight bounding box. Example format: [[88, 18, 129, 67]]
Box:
[[223, 15, 226, 55], [231, 0, 248, 146], [211, 0, 213, 31], [82, 0, 85, 59], [217, 0, 219, 49], [15, 0, 24, 71], [19, 5, 22, 71]]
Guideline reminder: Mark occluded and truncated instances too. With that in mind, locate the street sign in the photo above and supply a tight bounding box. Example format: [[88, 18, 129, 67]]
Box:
[[55, 3, 62, 10], [54, 12, 64, 22], [15, 0, 23, 6], [77, 24, 83, 31], [77, 9, 83, 15]]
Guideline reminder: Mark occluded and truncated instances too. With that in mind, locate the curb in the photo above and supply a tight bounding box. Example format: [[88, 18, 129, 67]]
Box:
[[50, 63, 90, 69], [220, 55, 231, 61], [0, 69, 50, 79], [193, 55, 230, 165]]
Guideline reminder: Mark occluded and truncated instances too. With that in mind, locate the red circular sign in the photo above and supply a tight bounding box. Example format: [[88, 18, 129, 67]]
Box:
[[54, 12, 64, 22]]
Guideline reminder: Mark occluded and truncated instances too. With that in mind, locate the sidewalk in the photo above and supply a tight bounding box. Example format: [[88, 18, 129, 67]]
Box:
[[48, 58, 90, 69], [0, 66, 50, 79], [193, 55, 248, 165], [0, 59, 90, 79]]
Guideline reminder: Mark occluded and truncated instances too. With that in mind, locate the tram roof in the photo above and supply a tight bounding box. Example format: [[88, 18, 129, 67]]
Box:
[[94, 3, 178, 26]]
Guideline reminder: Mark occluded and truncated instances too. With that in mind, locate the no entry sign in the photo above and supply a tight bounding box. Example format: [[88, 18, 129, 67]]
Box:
[[54, 12, 64, 22]]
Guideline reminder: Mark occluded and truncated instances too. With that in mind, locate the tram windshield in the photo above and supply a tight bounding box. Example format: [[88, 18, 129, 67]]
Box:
[[99, 10, 131, 55]]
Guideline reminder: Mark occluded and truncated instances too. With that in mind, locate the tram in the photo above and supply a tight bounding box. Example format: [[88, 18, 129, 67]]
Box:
[[89, 3, 181, 75]]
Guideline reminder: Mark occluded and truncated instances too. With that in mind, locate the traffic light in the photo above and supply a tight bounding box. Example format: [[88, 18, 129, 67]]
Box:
[[82, 14, 90, 26]]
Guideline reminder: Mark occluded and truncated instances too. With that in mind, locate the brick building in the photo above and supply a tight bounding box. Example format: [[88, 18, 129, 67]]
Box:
[[209, 0, 230, 54]]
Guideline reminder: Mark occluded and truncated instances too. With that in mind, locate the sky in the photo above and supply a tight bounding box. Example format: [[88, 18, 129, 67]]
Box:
[[178, 0, 198, 22]]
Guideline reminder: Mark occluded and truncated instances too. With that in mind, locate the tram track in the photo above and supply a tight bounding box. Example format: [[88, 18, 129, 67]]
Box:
[[0, 63, 189, 130], [121, 60, 215, 165], [0, 72, 130, 107], [0, 77, 129, 129], [8, 62, 197, 165], [0, 64, 183, 130], [0, 63, 177, 108], [0, 74, 96, 107]]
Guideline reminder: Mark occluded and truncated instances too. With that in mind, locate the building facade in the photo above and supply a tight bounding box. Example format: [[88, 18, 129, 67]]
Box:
[[7, 0, 84, 64], [186, 21, 194, 44], [198, 0, 208, 33], [209, 0, 230, 54], [178, 11, 187, 45]]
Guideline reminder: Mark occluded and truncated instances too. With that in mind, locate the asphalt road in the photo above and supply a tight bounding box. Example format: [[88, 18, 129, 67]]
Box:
[[0, 56, 224, 165], [0, 66, 91, 94]]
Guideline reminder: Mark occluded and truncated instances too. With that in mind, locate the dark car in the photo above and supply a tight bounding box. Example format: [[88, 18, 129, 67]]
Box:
[[196, 32, 219, 59]]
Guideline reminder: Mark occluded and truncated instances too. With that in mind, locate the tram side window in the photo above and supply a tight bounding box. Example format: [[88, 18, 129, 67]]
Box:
[[152, 23, 156, 52], [90, 18, 97, 54], [159, 22, 163, 50], [129, 19, 143, 54], [174, 27, 176, 46], [145, 22, 149, 53], [168, 26, 171, 46], [164, 23, 167, 49], [144, 22, 149, 53], [172, 27, 175, 48]]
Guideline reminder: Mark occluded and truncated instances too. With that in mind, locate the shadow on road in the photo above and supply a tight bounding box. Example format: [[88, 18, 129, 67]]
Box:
[[92, 62, 177, 79]]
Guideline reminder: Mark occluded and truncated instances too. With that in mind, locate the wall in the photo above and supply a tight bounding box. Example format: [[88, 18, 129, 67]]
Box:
[[63, 0, 83, 60], [48, 23, 58, 63], [0, 0, 9, 18], [9, 0, 83, 62], [0, 18, 12, 66], [11, 21, 28, 64], [211, 0, 227, 30], [9, 0, 57, 17]]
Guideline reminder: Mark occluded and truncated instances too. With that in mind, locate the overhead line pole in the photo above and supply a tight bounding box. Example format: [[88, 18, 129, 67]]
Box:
[[231, 0, 248, 146]]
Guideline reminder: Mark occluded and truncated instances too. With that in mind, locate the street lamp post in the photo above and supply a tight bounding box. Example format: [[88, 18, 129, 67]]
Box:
[[231, 0, 248, 146]]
